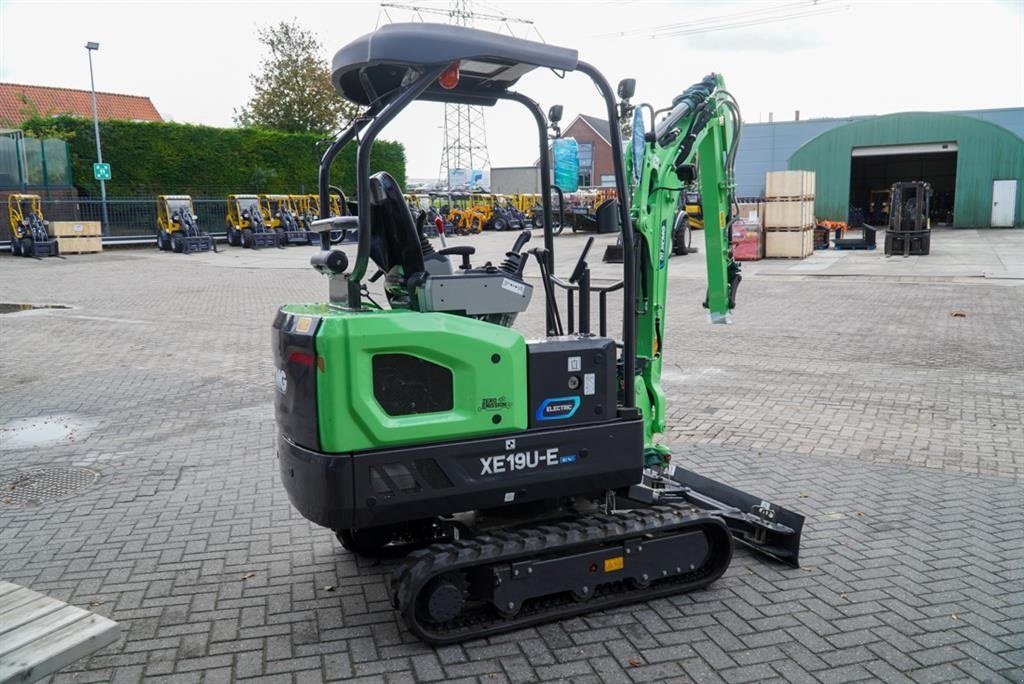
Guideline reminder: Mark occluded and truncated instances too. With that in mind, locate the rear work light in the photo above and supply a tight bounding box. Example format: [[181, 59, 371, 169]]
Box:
[[288, 350, 316, 367]]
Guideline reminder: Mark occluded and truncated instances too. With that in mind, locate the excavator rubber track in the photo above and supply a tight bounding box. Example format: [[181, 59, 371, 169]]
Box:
[[391, 503, 732, 644]]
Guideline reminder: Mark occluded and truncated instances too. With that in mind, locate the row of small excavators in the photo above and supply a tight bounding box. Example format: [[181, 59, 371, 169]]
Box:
[[407, 192, 544, 235], [156, 193, 348, 254]]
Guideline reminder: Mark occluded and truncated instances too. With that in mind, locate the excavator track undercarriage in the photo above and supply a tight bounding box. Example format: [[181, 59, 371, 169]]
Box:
[[392, 503, 732, 644]]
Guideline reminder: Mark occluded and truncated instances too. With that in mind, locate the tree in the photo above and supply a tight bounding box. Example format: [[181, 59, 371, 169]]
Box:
[[234, 20, 358, 133]]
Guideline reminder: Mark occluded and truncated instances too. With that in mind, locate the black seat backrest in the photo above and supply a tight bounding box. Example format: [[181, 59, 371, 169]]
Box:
[[368, 171, 425, 278]]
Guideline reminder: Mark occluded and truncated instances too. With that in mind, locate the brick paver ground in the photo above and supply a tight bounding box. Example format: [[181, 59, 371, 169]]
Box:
[[1, 232, 1022, 683]]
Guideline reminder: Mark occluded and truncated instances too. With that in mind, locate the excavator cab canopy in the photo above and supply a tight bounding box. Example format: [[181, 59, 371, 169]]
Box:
[[318, 22, 635, 402], [331, 23, 578, 107]]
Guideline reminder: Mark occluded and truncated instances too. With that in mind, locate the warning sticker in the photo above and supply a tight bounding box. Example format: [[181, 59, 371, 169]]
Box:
[[295, 317, 312, 333], [604, 556, 624, 572], [584, 373, 595, 396], [567, 356, 582, 372], [501, 278, 526, 296]]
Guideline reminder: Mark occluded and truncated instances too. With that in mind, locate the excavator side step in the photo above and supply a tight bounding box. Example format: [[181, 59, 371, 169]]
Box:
[[391, 504, 732, 645]]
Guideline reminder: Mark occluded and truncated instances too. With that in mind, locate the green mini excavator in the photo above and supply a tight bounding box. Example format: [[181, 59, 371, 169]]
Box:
[[273, 22, 803, 644]]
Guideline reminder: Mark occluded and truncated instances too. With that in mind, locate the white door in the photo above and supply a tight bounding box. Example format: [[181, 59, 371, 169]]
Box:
[[991, 180, 1017, 227]]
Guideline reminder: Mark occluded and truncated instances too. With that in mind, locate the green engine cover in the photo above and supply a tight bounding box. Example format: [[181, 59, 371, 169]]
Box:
[[282, 304, 528, 453]]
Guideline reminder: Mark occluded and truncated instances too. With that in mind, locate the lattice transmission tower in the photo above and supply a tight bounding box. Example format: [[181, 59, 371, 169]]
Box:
[[379, 1, 538, 188]]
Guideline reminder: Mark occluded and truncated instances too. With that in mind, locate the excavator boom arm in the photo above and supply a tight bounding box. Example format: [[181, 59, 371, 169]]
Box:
[[626, 74, 741, 448]]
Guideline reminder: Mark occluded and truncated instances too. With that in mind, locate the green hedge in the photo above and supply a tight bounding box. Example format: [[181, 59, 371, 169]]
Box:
[[21, 116, 406, 198]]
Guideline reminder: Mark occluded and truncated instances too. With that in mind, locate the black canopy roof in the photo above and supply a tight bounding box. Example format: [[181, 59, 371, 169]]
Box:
[[331, 23, 579, 106]]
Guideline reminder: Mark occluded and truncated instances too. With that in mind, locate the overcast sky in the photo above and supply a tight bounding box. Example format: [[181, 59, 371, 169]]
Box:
[[2, 0, 1022, 179]]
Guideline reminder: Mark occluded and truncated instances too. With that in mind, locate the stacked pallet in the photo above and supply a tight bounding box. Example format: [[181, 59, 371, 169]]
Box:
[[49, 221, 102, 254], [763, 171, 815, 258]]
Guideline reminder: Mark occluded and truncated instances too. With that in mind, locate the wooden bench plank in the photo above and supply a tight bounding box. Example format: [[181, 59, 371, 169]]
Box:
[[0, 606, 86, 658], [0, 584, 120, 684], [0, 583, 22, 599], [0, 591, 41, 620], [0, 613, 119, 683], [0, 598, 65, 639]]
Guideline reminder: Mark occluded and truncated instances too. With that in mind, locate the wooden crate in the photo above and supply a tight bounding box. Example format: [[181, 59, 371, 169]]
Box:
[[763, 199, 814, 228], [765, 170, 815, 199], [56, 236, 102, 254], [765, 227, 813, 258], [49, 221, 101, 237]]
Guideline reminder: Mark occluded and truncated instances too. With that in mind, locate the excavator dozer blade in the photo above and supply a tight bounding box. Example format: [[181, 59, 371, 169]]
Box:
[[665, 465, 804, 567]]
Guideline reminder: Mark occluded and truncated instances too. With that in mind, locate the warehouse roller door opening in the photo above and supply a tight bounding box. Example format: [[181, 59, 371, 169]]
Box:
[[849, 143, 957, 226]]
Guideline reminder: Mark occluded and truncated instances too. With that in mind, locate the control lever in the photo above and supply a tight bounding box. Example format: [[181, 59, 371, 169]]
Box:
[[569, 236, 595, 284], [567, 237, 595, 334], [529, 247, 563, 336], [511, 229, 531, 254], [500, 230, 533, 276]]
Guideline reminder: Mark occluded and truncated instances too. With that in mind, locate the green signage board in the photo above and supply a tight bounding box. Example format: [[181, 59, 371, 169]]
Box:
[[93, 163, 111, 181]]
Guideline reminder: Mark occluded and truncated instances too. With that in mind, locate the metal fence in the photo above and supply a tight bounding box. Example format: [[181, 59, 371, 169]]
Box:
[[1, 197, 230, 243], [0, 133, 73, 190]]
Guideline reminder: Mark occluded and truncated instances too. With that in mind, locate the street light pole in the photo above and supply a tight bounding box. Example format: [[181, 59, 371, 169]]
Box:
[[85, 41, 109, 236]]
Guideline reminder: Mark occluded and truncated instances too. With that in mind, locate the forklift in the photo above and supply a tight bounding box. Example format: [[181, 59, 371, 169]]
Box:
[[7, 194, 59, 258], [155, 195, 215, 253], [273, 23, 803, 644], [226, 194, 280, 248], [885, 181, 932, 256]]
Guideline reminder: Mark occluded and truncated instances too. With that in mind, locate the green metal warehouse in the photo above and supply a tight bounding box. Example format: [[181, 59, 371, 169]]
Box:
[[737, 108, 1024, 228]]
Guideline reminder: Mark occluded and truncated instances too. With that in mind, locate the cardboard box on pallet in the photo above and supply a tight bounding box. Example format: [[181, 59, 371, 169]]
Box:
[[49, 221, 101, 238]]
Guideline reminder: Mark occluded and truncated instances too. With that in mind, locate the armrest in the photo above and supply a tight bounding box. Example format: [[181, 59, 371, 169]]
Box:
[[438, 245, 476, 256]]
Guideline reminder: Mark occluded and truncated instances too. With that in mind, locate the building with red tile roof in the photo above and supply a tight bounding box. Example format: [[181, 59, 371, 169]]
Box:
[[0, 83, 162, 126]]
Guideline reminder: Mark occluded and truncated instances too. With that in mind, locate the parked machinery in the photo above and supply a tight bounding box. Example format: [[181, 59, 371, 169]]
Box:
[[261, 194, 314, 245], [155, 195, 215, 253], [226, 194, 279, 248], [885, 181, 932, 256], [511, 193, 544, 228], [486, 196, 520, 231], [7, 193, 59, 258], [275, 23, 802, 644], [460, 193, 494, 233], [292, 194, 316, 231]]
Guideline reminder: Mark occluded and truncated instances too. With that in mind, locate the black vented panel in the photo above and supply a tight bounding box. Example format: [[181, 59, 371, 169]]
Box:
[[414, 459, 453, 489], [372, 353, 453, 416]]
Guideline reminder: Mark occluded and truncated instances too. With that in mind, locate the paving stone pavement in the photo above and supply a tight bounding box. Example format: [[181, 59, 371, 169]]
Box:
[[1, 236, 1022, 683]]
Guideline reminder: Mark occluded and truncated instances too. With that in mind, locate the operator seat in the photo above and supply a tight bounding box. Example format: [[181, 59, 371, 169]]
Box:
[[368, 172, 426, 280]]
